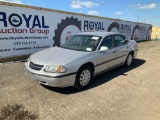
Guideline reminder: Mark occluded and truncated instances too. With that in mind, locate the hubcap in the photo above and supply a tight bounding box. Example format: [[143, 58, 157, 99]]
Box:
[[127, 54, 133, 66], [79, 70, 91, 86]]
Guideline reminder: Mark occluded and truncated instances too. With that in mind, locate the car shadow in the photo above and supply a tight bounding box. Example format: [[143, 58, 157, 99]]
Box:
[[42, 58, 146, 94]]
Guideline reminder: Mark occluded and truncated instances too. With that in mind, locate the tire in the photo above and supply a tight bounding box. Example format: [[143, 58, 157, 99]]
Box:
[[53, 17, 81, 46], [107, 22, 119, 32], [124, 53, 133, 67], [74, 65, 93, 89]]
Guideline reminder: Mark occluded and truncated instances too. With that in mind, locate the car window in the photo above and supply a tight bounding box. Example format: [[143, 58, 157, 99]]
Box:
[[100, 36, 114, 49], [114, 35, 128, 47], [61, 35, 102, 52]]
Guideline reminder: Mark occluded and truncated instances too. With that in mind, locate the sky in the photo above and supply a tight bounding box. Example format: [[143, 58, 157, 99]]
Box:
[[1, 0, 160, 26]]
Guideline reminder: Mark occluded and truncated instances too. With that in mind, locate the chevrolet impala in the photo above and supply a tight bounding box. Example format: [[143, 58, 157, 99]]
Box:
[[25, 32, 138, 89]]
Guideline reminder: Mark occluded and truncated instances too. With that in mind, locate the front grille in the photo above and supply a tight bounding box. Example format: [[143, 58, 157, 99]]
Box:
[[29, 61, 44, 70]]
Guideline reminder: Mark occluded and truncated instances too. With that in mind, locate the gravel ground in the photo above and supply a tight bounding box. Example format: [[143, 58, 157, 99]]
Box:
[[0, 41, 160, 120]]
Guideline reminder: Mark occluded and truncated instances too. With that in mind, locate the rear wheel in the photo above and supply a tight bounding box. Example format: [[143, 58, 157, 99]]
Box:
[[124, 53, 133, 67], [75, 65, 93, 89]]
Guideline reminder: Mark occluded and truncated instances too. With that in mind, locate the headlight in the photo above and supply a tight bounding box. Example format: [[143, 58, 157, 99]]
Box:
[[44, 65, 67, 73]]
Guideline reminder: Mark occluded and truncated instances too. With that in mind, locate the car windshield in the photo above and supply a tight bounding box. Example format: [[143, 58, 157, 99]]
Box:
[[61, 35, 102, 52]]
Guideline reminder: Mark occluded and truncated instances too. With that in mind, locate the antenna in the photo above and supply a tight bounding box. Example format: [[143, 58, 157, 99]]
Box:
[[137, 17, 139, 22]]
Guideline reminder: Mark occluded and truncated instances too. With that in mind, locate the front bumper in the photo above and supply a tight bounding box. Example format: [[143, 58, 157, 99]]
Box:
[[25, 64, 76, 87]]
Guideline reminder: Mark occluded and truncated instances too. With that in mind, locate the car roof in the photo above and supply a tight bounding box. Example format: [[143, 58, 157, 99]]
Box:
[[77, 32, 121, 37]]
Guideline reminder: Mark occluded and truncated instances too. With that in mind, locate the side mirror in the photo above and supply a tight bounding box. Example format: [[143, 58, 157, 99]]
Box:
[[120, 39, 128, 45], [99, 46, 109, 52]]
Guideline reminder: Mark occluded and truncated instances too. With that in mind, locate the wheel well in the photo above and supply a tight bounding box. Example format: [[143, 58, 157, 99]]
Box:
[[79, 62, 95, 74], [130, 51, 134, 56]]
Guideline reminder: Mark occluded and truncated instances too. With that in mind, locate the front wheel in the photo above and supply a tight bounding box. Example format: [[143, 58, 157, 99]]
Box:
[[74, 65, 93, 89], [124, 53, 133, 67]]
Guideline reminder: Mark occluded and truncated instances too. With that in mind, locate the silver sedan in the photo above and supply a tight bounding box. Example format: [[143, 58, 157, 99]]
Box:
[[25, 32, 138, 89]]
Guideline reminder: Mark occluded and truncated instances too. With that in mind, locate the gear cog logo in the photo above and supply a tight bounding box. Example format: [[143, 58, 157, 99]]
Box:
[[107, 22, 120, 32], [53, 17, 81, 46], [146, 26, 152, 40], [131, 25, 139, 40]]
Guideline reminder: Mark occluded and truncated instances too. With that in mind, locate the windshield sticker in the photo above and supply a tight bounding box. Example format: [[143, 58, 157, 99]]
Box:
[[91, 36, 99, 40], [86, 48, 92, 51]]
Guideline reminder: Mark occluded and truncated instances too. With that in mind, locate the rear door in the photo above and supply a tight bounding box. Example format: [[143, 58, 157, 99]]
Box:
[[113, 35, 129, 65]]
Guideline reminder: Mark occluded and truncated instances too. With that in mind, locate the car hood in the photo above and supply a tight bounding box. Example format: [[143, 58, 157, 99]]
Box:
[[30, 47, 91, 65]]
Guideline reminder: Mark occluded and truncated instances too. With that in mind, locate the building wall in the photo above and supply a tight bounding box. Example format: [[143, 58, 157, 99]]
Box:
[[151, 26, 160, 40], [0, 1, 152, 59]]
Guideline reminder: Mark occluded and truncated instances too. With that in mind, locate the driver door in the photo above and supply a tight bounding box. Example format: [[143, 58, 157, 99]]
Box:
[[94, 35, 117, 74]]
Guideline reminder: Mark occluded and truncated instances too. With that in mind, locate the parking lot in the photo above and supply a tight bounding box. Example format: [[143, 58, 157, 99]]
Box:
[[0, 41, 160, 120]]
